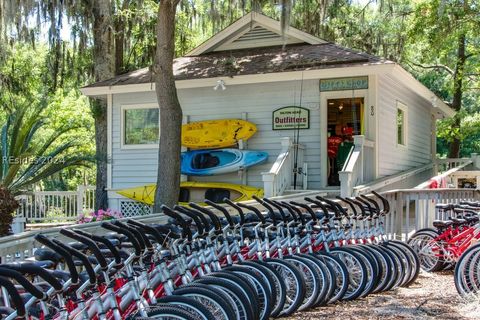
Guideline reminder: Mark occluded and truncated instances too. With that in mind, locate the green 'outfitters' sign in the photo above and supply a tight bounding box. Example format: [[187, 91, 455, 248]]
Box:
[[273, 106, 310, 130], [320, 76, 369, 92]]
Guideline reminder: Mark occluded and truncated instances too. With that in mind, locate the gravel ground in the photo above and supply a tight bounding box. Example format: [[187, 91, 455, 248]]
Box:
[[285, 270, 480, 320]]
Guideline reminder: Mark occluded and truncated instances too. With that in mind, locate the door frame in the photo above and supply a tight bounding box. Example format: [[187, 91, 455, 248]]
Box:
[[320, 89, 370, 188]]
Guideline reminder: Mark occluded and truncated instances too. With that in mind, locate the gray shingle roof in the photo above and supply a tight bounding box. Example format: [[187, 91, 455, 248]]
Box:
[[84, 43, 391, 88]]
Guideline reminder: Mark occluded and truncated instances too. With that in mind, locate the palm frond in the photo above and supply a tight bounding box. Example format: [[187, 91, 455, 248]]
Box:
[[12, 156, 94, 191], [10, 141, 77, 189], [8, 107, 28, 158], [21, 118, 46, 153], [34, 125, 82, 158], [0, 116, 11, 180]]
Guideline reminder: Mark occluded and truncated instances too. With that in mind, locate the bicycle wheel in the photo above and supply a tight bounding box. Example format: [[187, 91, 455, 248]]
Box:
[[264, 258, 306, 316], [454, 243, 480, 296], [223, 265, 272, 320], [407, 230, 444, 272], [372, 244, 398, 292], [239, 260, 286, 318], [386, 240, 420, 287], [312, 252, 348, 303], [133, 304, 198, 320], [172, 283, 236, 320], [329, 248, 368, 301], [350, 245, 380, 297], [210, 271, 260, 320], [384, 241, 416, 287], [193, 276, 255, 320], [364, 244, 392, 293], [381, 243, 409, 288], [284, 255, 322, 311], [154, 296, 215, 320], [295, 253, 331, 307]]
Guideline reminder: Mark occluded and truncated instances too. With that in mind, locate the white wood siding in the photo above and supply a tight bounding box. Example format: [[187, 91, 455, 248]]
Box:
[[111, 80, 322, 190], [377, 74, 433, 177]]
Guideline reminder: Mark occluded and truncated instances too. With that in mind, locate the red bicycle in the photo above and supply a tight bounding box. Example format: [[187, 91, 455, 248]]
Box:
[[408, 204, 479, 272]]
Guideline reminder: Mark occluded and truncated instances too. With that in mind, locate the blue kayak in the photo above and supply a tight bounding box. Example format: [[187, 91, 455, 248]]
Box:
[[181, 149, 268, 176]]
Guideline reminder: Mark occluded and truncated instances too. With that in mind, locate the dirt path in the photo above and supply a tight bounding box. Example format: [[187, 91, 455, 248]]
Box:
[[285, 270, 479, 319]]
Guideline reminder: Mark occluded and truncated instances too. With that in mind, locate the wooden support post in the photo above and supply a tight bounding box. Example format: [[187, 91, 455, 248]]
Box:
[[395, 192, 403, 239], [77, 185, 85, 215], [262, 173, 275, 198]]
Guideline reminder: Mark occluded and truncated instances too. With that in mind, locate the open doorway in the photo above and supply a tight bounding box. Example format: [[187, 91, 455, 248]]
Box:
[[327, 97, 364, 186]]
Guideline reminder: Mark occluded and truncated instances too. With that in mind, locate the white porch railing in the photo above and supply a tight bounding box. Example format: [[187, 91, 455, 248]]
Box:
[[349, 154, 478, 197], [434, 156, 476, 174], [377, 188, 480, 240], [338, 135, 375, 197], [262, 137, 306, 197], [15, 185, 95, 223], [416, 158, 473, 190]]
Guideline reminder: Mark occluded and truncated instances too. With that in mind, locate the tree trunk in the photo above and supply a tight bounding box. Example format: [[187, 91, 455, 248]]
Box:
[[448, 34, 466, 158], [91, 0, 115, 211], [114, 0, 129, 74], [153, 0, 182, 211]]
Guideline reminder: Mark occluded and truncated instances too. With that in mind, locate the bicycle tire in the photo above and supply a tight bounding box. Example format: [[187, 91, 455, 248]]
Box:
[[312, 251, 348, 303], [329, 247, 368, 301], [134, 304, 198, 320], [264, 258, 306, 316], [407, 230, 444, 272], [222, 265, 272, 320], [193, 276, 255, 320], [239, 260, 286, 318], [284, 255, 322, 311], [295, 253, 330, 307], [211, 271, 260, 320], [388, 240, 421, 286], [172, 283, 236, 320], [154, 296, 215, 320]]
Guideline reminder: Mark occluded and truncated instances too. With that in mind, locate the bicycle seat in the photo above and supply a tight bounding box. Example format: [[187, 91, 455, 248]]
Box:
[[216, 235, 241, 243], [68, 242, 88, 251], [48, 269, 71, 282], [433, 220, 453, 228], [436, 203, 454, 210], [230, 215, 242, 224], [159, 250, 171, 259], [9, 260, 55, 269], [73, 255, 98, 267], [450, 218, 467, 225], [34, 248, 62, 264], [103, 232, 128, 242], [466, 216, 479, 223]]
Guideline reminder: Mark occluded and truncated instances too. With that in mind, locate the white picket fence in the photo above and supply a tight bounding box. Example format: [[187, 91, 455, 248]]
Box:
[[15, 185, 95, 223]]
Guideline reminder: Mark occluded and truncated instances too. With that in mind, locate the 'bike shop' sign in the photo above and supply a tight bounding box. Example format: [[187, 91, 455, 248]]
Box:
[[272, 106, 310, 130], [320, 76, 369, 91]]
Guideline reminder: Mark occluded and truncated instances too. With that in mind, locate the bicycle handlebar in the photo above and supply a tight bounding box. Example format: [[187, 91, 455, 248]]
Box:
[[34, 234, 80, 285], [0, 276, 26, 317], [60, 228, 109, 270]]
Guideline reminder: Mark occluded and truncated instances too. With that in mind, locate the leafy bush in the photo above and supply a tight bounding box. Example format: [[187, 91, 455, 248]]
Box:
[[0, 188, 20, 236], [77, 209, 123, 224]]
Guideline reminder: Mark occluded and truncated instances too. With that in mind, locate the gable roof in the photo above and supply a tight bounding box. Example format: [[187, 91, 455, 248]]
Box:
[[80, 12, 454, 118], [84, 43, 386, 88], [187, 12, 325, 56]]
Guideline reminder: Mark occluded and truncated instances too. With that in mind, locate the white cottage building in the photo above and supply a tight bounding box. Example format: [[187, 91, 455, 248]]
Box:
[[81, 12, 454, 213]]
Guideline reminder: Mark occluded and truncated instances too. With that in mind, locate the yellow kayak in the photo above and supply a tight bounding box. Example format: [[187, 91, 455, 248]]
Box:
[[116, 181, 264, 206], [182, 119, 257, 149]]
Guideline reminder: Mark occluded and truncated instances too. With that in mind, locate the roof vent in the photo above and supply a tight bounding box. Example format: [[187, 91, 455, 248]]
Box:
[[233, 26, 282, 43]]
